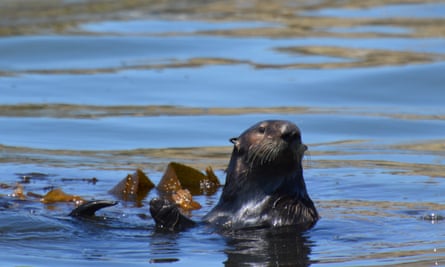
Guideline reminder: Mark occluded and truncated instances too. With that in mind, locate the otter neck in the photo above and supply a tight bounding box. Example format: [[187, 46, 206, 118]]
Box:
[[221, 155, 308, 204]]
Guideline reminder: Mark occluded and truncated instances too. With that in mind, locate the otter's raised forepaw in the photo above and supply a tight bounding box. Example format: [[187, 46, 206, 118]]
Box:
[[149, 198, 196, 231]]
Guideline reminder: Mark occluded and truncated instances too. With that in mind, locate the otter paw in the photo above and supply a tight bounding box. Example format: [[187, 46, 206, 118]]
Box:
[[149, 198, 196, 231]]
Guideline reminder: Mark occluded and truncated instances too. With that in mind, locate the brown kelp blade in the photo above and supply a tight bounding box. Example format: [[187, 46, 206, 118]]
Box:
[[41, 188, 85, 204], [171, 189, 201, 211], [69, 200, 118, 217], [109, 169, 155, 202], [157, 162, 220, 196]]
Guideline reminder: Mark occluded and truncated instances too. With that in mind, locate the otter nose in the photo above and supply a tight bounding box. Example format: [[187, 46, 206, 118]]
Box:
[[280, 125, 300, 142]]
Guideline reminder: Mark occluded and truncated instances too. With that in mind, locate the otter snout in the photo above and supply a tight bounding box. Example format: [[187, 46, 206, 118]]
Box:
[[280, 125, 301, 143]]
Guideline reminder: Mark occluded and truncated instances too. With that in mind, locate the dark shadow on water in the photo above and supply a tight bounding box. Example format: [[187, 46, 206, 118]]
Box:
[[148, 231, 182, 263], [223, 226, 314, 267]]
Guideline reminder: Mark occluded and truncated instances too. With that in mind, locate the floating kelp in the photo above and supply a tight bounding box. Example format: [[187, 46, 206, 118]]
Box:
[[202, 167, 220, 195], [11, 183, 26, 200], [172, 189, 201, 211], [41, 188, 84, 204], [422, 213, 445, 222], [108, 169, 155, 202], [16, 172, 50, 183], [157, 162, 220, 196], [27, 191, 43, 199], [0, 183, 11, 189], [61, 177, 98, 184]]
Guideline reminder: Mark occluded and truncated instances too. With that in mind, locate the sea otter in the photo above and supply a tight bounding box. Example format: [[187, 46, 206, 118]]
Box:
[[69, 120, 318, 231], [148, 120, 319, 231]]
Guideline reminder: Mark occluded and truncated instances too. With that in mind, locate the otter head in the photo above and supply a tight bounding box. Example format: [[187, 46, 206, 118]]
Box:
[[229, 120, 307, 174]]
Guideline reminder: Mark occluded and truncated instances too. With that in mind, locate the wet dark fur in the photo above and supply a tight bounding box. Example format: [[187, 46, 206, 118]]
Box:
[[150, 120, 318, 231]]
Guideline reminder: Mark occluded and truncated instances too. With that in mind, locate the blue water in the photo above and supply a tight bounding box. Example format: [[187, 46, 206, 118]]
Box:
[[1, 1, 445, 266], [302, 2, 445, 18]]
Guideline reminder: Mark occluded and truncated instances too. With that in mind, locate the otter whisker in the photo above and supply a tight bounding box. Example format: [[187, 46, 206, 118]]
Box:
[[260, 143, 271, 166], [303, 150, 311, 169], [247, 141, 287, 170], [247, 145, 260, 168], [264, 145, 277, 165]]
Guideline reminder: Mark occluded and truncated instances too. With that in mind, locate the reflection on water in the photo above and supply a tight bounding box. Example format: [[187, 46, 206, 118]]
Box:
[[224, 227, 313, 266], [1, 0, 445, 266]]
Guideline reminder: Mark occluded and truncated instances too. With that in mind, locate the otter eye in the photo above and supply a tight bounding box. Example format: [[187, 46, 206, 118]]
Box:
[[258, 126, 266, 134]]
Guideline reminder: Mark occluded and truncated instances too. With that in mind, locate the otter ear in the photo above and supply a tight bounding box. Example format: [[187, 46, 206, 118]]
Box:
[[230, 137, 240, 149]]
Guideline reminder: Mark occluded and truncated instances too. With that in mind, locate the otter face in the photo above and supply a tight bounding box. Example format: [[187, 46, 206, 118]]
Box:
[[230, 120, 307, 171]]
